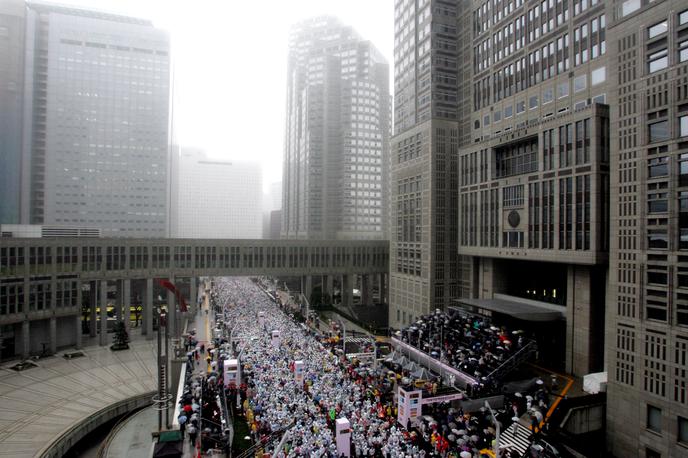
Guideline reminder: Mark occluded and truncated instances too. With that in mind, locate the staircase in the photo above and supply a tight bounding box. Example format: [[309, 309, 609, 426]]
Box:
[[498, 422, 532, 456], [486, 340, 538, 382]]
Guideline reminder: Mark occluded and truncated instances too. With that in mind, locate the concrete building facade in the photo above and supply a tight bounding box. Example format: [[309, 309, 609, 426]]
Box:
[[0, 0, 25, 224], [457, 0, 612, 376], [605, 1, 688, 456], [19, 1, 171, 237], [388, 0, 472, 329], [281, 16, 391, 241], [172, 148, 263, 239]]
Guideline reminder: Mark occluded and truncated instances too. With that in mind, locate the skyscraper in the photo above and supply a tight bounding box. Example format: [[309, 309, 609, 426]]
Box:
[[0, 0, 25, 224], [172, 148, 263, 239], [606, 1, 688, 456], [448, 0, 688, 455], [282, 16, 390, 241], [20, 1, 171, 237], [388, 0, 471, 329]]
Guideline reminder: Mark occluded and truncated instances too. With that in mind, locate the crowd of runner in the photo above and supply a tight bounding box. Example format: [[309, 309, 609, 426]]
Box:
[[174, 277, 548, 457]]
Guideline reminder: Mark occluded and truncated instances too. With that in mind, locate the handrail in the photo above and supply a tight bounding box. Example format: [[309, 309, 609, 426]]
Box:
[[486, 340, 538, 380], [37, 391, 155, 458], [97, 404, 150, 458]]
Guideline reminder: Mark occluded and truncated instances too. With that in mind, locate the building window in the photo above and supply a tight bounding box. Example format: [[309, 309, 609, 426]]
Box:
[[543, 87, 553, 104], [679, 417, 688, 444], [621, 0, 640, 17], [495, 137, 538, 178], [558, 81, 569, 98], [680, 41, 688, 63], [648, 192, 668, 213], [680, 191, 688, 212], [681, 116, 688, 138], [648, 229, 668, 249], [591, 66, 606, 85], [681, 10, 688, 26], [484, 114, 490, 126], [503, 185, 524, 207], [494, 110, 502, 122], [680, 154, 688, 187], [529, 96, 538, 109], [505, 105, 513, 118], [517, 100, 525, 114], [646, 449, 661, 458], [648, 49, 669, 73], [649, 157, 669, 178], [647, 405, 662, 433], [649, 121, 670, 143], [574, 75, 587, 92], [559, 123, 573, 167], [593, 94, 606, 104], [648, 21, 668, 39]]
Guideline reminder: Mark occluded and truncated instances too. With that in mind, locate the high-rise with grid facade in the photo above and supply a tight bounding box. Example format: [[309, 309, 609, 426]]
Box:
[[281, 17, 390, 241], [452, 0, 688, 455], [606, 1, 688, 456], [19, 1, 171, 237], [457, 0, 611, 376], [389, 0, 472, 329]]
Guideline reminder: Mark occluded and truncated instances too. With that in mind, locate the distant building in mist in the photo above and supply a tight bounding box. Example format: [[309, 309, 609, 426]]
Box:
[[0, 0, 26, 224], [262, 181, 282, 238], [269, 210, 282, 239], [2, 1, 171, 236], [173, 148, 262, 239], [282, 16, 390, 240]]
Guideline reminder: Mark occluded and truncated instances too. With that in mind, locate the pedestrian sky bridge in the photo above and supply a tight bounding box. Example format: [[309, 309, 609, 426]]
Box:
[[0, 238, 389, 359]]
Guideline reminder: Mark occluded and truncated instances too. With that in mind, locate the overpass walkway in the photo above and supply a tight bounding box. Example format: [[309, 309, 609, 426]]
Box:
[[0, 330, 157, 458]]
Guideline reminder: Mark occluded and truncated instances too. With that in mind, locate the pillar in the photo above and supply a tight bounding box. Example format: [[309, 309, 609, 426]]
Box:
[[75, 279, 83, 348], [379, 273, 386, 304], [89, 281, 97, 337], [144, 278, 153, 339], [112, 280, 120, 324], [167, 275, 176, 339], [49, 317, 57, 354], [122, 279, 131, 334], [342, 274, 352, 308], [22, 320, 30, 359], [74, 315, 82, 349], [325, 275, 334, 304], [361, 274, 371, 305], [50, 275, 57, 353], [190, 277, 197, 315], [99, 280, 108, 346], [566, 265, 593, 376], [303, 275, 313, 302]]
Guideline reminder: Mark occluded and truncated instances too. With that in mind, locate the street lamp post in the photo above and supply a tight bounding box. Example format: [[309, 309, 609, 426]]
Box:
[[485, 400, 500, 458]]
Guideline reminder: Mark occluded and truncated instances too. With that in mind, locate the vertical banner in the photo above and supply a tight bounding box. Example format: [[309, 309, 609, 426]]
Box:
[[335, 418, 351, 457]]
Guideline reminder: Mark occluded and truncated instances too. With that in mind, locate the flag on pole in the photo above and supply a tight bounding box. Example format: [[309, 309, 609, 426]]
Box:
[[157, 279, 188, 312]]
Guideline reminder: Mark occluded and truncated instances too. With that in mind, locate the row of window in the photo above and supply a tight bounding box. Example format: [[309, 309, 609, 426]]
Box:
[[0, 245, 387, 272], [460, 174, 595, 251], [474, 13, 605, 109], [646, 404, 688, 447], [649, 116, 688, 143]]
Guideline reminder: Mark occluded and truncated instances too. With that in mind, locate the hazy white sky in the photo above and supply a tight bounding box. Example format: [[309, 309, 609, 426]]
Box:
[[60, 0, 394, 192]]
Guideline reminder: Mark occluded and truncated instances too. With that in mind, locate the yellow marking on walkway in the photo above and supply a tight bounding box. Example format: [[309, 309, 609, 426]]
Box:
[[525, 363, 574, 431]]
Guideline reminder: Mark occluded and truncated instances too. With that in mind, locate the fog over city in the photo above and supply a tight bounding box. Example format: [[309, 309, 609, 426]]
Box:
[[1, 0, 687, 457], [61, 0, 394, 190]]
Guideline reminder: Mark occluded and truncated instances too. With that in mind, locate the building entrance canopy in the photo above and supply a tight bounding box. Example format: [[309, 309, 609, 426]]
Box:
[[452, 296, 565, 322]]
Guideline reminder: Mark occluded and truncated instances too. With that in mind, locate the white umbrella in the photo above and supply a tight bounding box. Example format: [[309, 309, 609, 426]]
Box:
[[460, 452, 471, 458]]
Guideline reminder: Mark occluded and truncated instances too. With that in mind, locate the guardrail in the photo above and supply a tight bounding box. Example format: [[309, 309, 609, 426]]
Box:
[[38, 391, 155, 458], [486, 340, 538, 381]]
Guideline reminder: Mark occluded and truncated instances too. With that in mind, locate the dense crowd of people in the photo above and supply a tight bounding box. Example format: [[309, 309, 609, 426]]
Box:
[[398, 310, 531, 395], [173, 278, 553, 457]]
